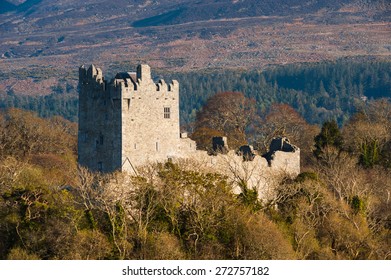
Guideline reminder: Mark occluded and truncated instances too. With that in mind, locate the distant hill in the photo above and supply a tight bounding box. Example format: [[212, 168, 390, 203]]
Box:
[[2, 0, 390, 28], [0, 0, 390, 97], [132, 0, 357, 27]]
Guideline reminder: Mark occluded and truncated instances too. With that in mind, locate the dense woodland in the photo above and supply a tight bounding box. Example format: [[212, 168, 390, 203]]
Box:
[[0, 59, 390, 125], [0, 91, 390, 259]]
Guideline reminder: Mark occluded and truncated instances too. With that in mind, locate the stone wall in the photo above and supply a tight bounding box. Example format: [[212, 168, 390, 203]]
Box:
[[78, 64, 196, 172], [78, 64, 122, 172], [175, 138, 300, 200], [78, 64, 300, 198], [120, 65, 186, 170]]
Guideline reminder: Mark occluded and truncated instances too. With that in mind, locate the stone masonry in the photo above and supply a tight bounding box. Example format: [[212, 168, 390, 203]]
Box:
[[78, 64, 196, 173], [78, 64, 300, 198]]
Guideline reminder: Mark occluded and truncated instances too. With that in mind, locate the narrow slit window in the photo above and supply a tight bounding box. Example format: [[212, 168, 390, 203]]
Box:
[[164, 107, 170, 119]]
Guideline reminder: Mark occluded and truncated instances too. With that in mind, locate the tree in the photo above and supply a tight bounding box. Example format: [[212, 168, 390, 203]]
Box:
[[314, 120, 343, 160], [188, 127, 223, 151], [343, 99, 391, 168], [256, 103, 319, 166], [192, 92, 258, 150], [0, 108, 77, 160]]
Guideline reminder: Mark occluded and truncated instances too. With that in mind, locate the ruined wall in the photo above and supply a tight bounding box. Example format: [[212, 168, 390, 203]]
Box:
[[264, 137, 301, 175], [176, 138, 300, 200]]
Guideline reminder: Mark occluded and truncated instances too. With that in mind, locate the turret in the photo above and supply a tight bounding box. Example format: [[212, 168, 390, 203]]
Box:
[[137, 64, 152, 83]]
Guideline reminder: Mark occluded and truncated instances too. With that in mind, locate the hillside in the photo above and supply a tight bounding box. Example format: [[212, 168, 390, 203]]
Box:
[[0, 0, 390, 97], [0, 99, 390, 261], [0, 1, 390, 262]]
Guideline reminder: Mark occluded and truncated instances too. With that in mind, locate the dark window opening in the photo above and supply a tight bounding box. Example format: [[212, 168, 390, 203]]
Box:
[[164, 107, 170, 119]]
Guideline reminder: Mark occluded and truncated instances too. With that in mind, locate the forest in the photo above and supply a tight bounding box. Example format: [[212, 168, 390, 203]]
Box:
[[0, 59, 390, 126], [0, 91, 390, 259]]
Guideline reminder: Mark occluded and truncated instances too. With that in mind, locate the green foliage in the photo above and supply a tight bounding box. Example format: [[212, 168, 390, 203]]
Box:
[[237, 180, 262, 212], [0, 101, 390, 260], [350, 195, 365, 214], [360, 140, 380, 168], [171, 59, 391, 126], [0, 91, 78, 122], [1, 59, 389, 126], [85, 209, 97, 230], [314, 120, 344, 159], [342, 99, 391, 169]]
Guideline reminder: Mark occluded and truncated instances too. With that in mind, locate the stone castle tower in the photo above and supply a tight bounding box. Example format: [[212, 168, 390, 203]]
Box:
[[78, 64, 196, 172], [78, 63, 300, 198]]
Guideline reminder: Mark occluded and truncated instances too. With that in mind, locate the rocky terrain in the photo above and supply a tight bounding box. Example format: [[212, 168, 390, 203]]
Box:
[[0, 0, 390, 96]]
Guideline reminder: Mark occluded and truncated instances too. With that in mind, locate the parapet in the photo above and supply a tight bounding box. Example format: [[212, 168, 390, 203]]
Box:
[[237, 145, 256, 161], [262, 137, 300, 174], [208, 135, 299, 174], [269, 137, 297, 153], [212, 136, 229, 154], [110, 64, 178, 94], [79, 64, 106, 94], [79, 64, 103, 83], [114, 72, 138, 90]]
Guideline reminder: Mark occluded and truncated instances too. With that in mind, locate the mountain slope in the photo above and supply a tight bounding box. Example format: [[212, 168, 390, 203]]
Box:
[[0, 0, 16, 13], [131, 0, 357, 27], [0, 0, 390, 97]]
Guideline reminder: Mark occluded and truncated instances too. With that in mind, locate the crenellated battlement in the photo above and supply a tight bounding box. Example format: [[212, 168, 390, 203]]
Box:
[[79, 64, 178, 99], [112, 65, 178, 97], [79, 65, 107, 100], [79, 65, 105, 86]]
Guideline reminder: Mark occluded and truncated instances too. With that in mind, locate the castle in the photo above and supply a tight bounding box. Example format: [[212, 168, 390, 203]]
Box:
[[78, 64, 300, 197], [78, 64, 196, 173]]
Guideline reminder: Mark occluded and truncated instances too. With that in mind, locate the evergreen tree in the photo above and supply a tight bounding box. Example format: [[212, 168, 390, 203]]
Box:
[[314, 120, 344, 159]]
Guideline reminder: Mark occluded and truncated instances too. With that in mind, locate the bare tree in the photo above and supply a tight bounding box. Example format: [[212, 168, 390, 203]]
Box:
[[193, 92, 258, 150]]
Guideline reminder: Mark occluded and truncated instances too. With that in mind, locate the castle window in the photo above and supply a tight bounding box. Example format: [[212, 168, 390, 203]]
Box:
[[99, 135, 104, 145], [97, 162, 103, 172], [164, 107, 170, 119], [156, 142, 159, 151]]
